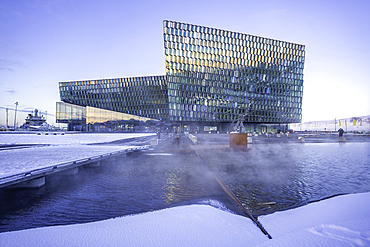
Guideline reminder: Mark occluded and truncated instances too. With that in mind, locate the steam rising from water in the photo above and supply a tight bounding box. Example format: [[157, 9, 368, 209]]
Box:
[[194, 134, 370, 215]]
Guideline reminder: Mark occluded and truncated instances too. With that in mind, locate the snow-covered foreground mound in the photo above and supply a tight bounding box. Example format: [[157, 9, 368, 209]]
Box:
[[1, 192, 369, 247]]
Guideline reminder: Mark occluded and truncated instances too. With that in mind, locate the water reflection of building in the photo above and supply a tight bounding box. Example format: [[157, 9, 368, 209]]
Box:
[[57, 20, 305, 132], [56, 102, 157, 131]]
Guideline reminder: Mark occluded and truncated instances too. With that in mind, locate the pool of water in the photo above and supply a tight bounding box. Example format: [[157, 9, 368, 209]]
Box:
[[0, 142, 369, 233]]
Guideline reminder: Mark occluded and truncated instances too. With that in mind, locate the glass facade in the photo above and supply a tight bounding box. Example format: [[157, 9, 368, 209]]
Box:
[[59, 75, 168, 120], [164, 20, 305, 123], [56, 101, 86, 123], [56, 102, 157, 131], [58, 20, 305, 129]]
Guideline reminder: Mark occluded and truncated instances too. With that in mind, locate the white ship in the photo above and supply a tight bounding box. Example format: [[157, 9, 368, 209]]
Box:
[[22, 109, 48, 130]]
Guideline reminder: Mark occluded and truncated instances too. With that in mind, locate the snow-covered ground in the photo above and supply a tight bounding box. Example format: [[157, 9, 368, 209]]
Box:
[[1, 192, 369, 247], [0, 145, 136, 178], [0, 133, 155, 178], [1, 133, 369, 246], [0, 133, 156, 145]]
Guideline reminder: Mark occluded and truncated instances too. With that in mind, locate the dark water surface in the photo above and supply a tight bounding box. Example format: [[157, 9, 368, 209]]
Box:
[[199, 142, 370, 215], [0, 141, 369, 233]]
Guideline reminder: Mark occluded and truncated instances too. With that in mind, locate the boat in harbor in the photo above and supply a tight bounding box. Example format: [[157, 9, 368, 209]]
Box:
[[21, 109, 48, 130]]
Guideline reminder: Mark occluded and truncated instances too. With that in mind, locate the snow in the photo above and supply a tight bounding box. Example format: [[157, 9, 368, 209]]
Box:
[[0, 133, 156, 145], [0, 133, 156, 178], [1, 193, 369, 246], [0, 145, 136, 178]]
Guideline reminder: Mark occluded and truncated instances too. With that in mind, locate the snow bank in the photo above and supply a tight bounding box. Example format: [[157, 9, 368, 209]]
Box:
[[1, 192, 369, 247], [258, 192, 370, 246]]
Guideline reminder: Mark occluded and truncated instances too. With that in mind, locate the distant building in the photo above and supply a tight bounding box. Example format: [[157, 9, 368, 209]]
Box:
[[57, 20, 305, 132]]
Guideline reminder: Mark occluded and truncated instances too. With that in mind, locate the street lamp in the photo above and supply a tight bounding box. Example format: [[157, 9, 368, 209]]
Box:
[[14, 102, 18, 130]]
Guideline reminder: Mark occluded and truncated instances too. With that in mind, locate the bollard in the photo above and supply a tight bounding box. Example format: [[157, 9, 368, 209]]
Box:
[[298, 136, 305, 143], [247, 137, 253, 143], [189, 134, 197, 144]]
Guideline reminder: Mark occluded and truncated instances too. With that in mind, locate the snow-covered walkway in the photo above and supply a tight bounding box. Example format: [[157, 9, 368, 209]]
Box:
[[0, 133, 155, 178], [0, 132, 156, 145]]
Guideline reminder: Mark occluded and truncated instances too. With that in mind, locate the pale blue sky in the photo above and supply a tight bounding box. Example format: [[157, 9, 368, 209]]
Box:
[[1, 0, 369, 126]]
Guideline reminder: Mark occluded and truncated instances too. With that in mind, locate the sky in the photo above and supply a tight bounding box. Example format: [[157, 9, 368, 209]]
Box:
[[1, 0, 369, 126]]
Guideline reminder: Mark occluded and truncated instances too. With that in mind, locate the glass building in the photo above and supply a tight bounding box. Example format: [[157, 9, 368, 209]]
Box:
[[164, 20, 305, 124], [59, 75, 168, 120], [57, 20, 305, 132]]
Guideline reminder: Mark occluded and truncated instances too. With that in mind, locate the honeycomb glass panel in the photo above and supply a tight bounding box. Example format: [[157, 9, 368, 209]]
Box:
[[58, 21, 305, 127]]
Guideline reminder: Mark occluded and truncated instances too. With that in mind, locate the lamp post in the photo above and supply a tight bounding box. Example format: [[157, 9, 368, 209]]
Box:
[[6, 108, 9, 128], [14, 102, 18, 130]]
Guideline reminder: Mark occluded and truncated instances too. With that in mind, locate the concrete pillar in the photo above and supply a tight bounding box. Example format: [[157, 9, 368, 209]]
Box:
[[87, 161, 101, 167], [151, 139, 159, 146], [59, 167, 79, 175], [15, 177, 45, 188]]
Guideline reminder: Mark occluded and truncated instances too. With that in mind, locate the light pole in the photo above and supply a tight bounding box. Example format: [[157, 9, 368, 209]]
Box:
[[14, 102, 18, 130], [6, 108, 9, 128]]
